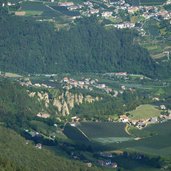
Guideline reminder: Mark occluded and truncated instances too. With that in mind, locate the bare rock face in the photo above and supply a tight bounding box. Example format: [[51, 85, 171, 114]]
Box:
[[78, 94, 84, 104], [53, 90, 101, 116], [62, 101, 70, 116], [28, 92, 36, 97], [37, 92, 49, 108], [85, 95, 94, 103], [28, 89, 101, 116], [53, 99, 62, 112]]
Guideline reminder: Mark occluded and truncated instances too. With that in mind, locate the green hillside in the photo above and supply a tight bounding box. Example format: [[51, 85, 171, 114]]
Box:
[[0, 125, 103, 171], [0, 8, 159, 77]]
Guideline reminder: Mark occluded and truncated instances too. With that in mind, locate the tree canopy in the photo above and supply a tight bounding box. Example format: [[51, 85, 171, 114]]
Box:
[[0, 10, 158, 77]]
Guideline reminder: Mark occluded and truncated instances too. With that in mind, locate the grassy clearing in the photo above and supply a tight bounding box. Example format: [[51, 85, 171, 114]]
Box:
[[128, 104, 161, 120], [92, 137, 133, 144], [4, 72, 22, 78], [24, 10, 43, 16]]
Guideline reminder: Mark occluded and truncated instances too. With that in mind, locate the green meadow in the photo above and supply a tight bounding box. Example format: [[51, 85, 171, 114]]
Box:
[[128, 104, 161, 120]]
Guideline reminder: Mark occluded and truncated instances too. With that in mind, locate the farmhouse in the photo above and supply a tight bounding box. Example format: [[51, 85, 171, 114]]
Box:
[[36, 112, 50, 119], [160, 105, 166, 110], [35, 143, 42, 149], [15, 11, 26, 16], [58, 2, 74, 7], [152, 97, 160, 101], [119, 115, 129, 123], [99, 152, 113, 158], [114, 72, 127, 76], [89, 9, 99, 14], [68, 5, 79, 11], [86, 162, 92, 167], [102, 11, 113, 17], [98, 160, 117, 168], [63, 77, 69, 82], [148, 117, 158, 124], [136, 122, 146, 129], [128, 6, 139, 14], [71, 116, 80, 122]]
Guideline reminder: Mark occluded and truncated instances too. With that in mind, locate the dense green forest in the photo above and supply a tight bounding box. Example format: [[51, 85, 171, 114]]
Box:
[[0, 7, 160, 77], [0, 78, 40, 130]]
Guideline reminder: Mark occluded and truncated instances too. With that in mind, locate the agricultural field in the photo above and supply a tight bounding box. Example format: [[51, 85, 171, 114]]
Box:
[[138, 18, 171, 59], [122, 121, 171, 159], [64, 121, 171, 169], [63, 123, 90, 144], [140, 0, 166, 6], [15, 1, 72, 24], [125, 0, 166, 6], [77, 122, 129, 138], [18, 1, 50, 15], [49, 5, 80, 16], [128, 104, 161, 120], [64, 122, 133, 144], [64, 120, 171, 159]]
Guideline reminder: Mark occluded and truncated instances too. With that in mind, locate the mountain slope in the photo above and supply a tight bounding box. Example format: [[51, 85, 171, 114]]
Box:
[[0, 125, 103, 171], [0, 9, 157, 77]]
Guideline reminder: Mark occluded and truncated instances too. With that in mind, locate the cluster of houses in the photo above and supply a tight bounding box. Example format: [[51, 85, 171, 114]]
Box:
[[119, 105, 171, 129], [119, 114, 159, 129], [19, 78, 53, 89], [53, 0, 171, 33], [4, 0, 171, 24], [112, 22, 135, 29], [36, 112, 50, 119], [104, 72, 128, 78], [4, 0, 171, 37], [1, 2, 16, 7], [61, 76, 121, 96], [98, 160, 118, 168], [60, 0, 170, 23]]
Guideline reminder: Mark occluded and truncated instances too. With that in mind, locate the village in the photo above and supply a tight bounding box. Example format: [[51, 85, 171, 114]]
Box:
[[119, 105, 171, 129], [2, 0, 171, 33], [54, 0, 171, 26]]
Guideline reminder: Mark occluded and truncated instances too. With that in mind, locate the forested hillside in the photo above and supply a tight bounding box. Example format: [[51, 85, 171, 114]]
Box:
[[0, 78, 41, 130], [0, 8, 158, 77], [0, 126, 102, 171]]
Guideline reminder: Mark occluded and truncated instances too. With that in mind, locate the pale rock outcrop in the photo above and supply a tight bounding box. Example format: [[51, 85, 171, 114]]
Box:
[[28, 89, 101, 116]]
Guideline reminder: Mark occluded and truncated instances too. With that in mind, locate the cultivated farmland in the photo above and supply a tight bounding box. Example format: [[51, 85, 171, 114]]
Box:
[[112, 121, 171, 159], [77, 122, 129, 138], [64, 122, 133, 144]]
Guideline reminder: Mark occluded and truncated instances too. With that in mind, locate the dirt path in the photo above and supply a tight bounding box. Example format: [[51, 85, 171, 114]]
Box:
[[125, 124, 131, 135]]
